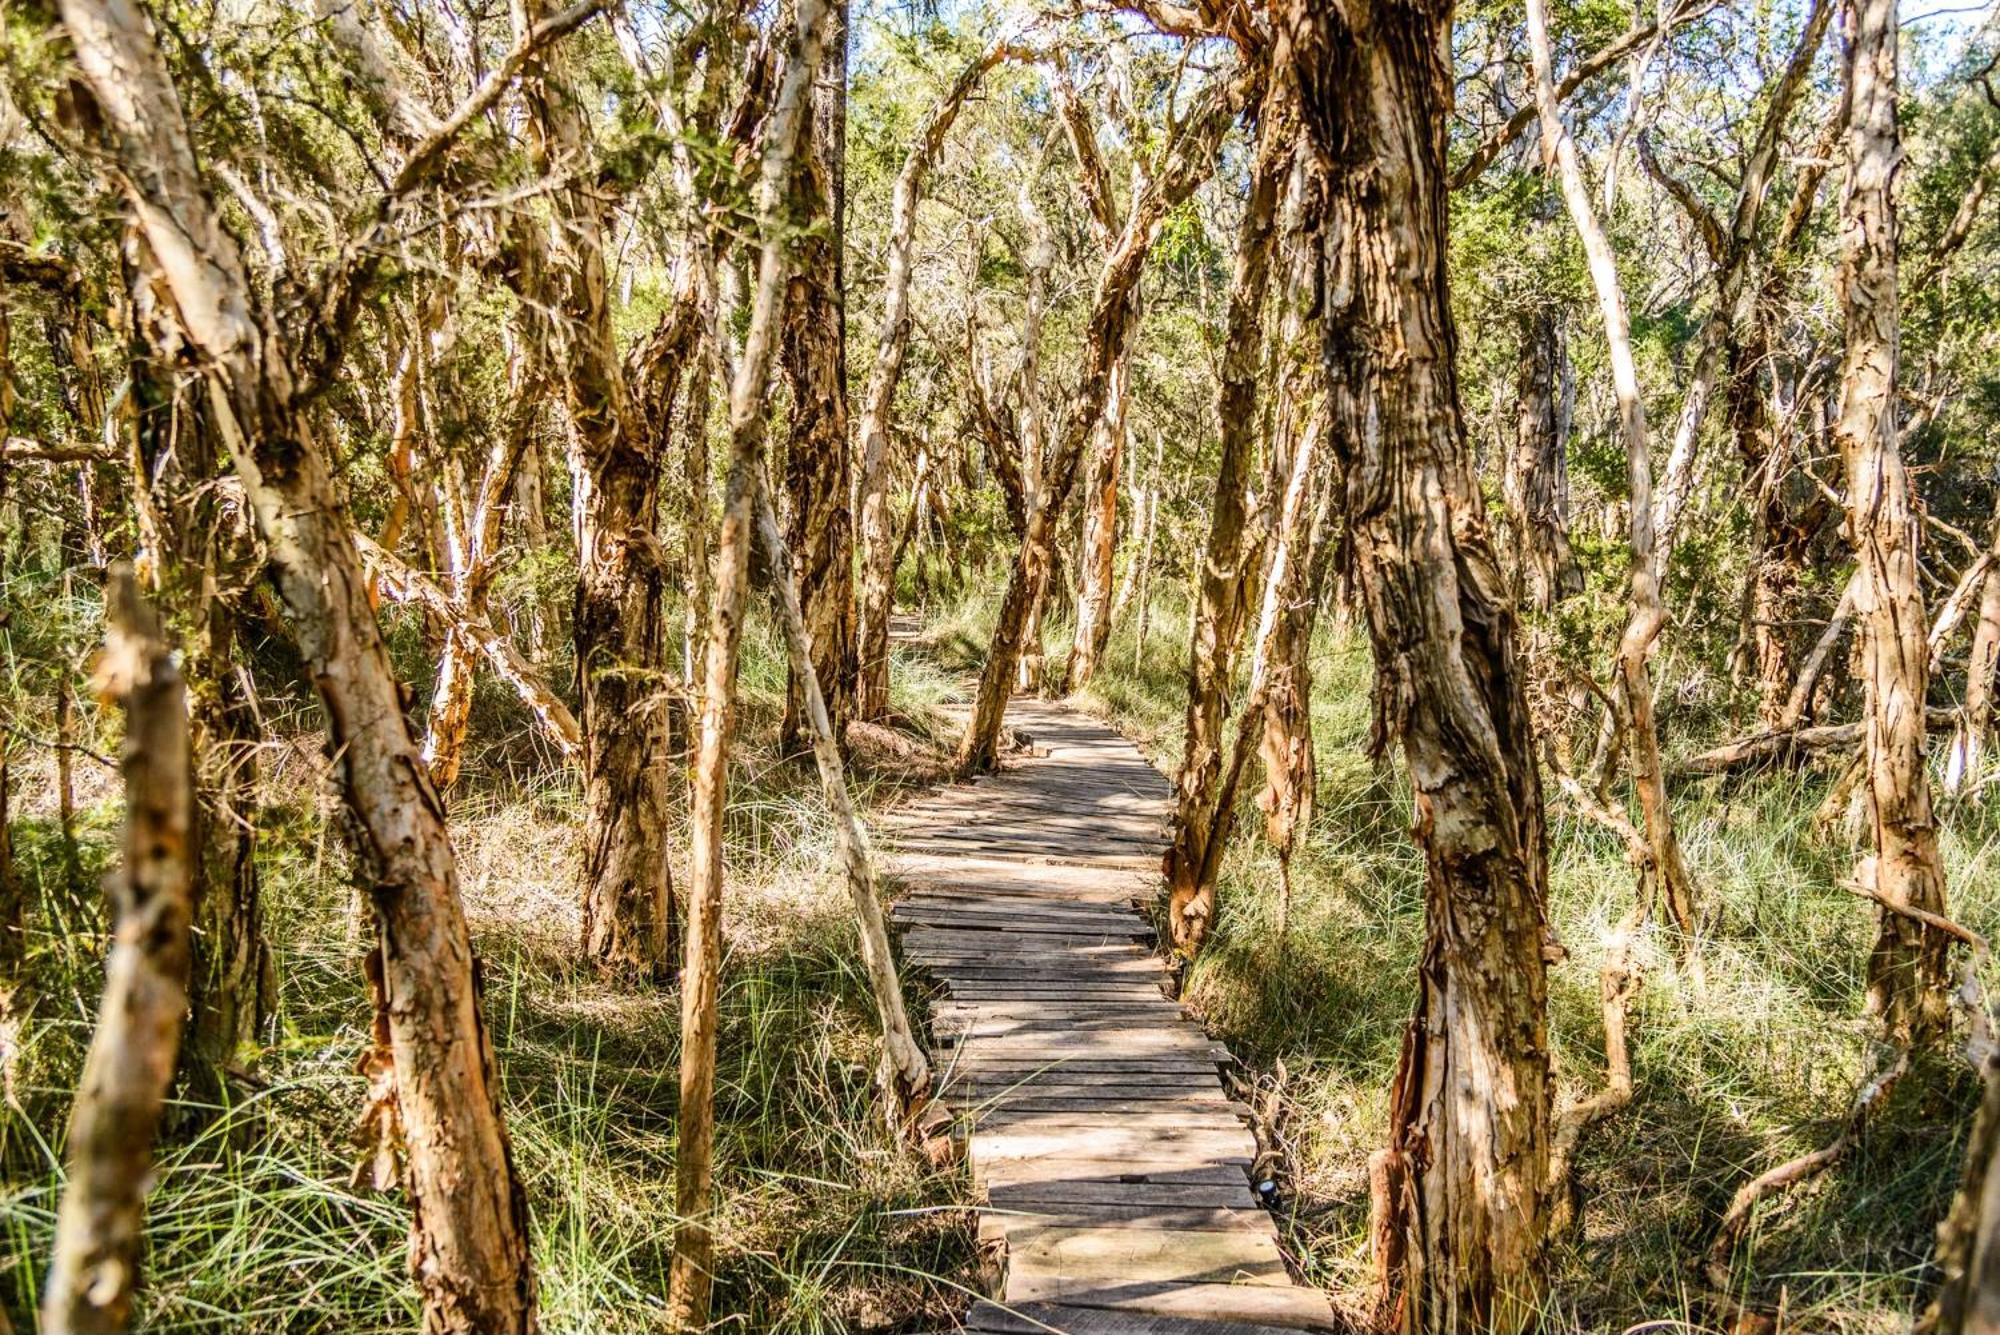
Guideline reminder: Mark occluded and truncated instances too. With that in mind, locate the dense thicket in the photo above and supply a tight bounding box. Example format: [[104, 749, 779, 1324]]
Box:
[[3, 0, 2000, 1329]]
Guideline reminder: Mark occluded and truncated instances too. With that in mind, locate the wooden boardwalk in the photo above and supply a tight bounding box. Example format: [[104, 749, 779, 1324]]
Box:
[[885, 699, 1340, 1334]]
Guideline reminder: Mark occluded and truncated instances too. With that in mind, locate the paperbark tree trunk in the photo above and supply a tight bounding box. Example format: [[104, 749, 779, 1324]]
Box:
[[524, 17, 678, 978], [855, 39, 1022, 719], [1924, 1056, 2000, 1334], [753, 481, 929, 1107], [668, 5, 823, 1322], [781, 0, 856, 750], [1163, 92, 1288, 955], [0, 306, 26, 1105], [1063, 357, 1127, 692], [41, 569, 191, 1335], [419, 313, 546, 788], [1504, 310, 1582, 611], [1641, 0, 1829, 566], [124, 269, 272, 1090], [1287, 4, 1556, 1329], [59, 4, 539, 1324], [1946, 509, 2000, 795], [1257, 402, 1337, 912], [1013, 176, 1057, 697], [1055, 63, 1133, 695], [1527, 0, 1695, 936], [1836, 0, 1955, 1051], [957, 75, 1242, 774]]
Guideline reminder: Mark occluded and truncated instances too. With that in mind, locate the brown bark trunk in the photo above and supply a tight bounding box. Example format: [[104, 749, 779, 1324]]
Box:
[[1257, 400, 1337, 888], [124, 271, 273, 1088], [1946, 511, 2000, 795], [1924, 1055, 2000, 1334], [1063, 356, 1127, 692], [1644, 0, 1831, 566], [1013, 176, 1056, 698], [419, 313, 545, 788], [781, 0, 856, 749], [358, 536, 584, 758], [524, 19, 678, 978], [855, 40, 1022, 719], [1163, 93, 1288, 955], [957, 75, 1243, 774], [1528, 0, 1695, 936], [1504, 310, 1582, 611], [1838, 0, 1955, 1051], [668, 7, 823, 1322], [61, 3, 539, 1322], [1287, 3, 1556, 1328], [41, 569, 192, 1335], [0, 306, 26, 1106]]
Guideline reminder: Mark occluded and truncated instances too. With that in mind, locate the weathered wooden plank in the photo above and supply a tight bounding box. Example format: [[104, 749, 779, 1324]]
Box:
[[966, 1301, 1328, 1335], [960, 1099, 1240, 1119], [887, 699, 1332, 1333], [978, 1158, 1256, 1189], [985, 1179, 1263, 1210], [995, 1282, 1340, 1332], [978, 1204, 1277, 1239], [999, 1225, 1289, 1288]]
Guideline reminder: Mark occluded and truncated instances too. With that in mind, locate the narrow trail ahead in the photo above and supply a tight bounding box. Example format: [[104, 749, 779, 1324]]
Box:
[[883, 698, 1340, 1334]]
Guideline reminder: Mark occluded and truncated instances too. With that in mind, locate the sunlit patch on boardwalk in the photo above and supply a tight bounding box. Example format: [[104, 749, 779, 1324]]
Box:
[[885, 700, 1341, 1334]]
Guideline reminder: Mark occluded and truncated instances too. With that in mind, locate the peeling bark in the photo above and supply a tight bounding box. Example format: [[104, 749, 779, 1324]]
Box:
[[1164, 90, 1288, 955], [781, 0, 856, 748], [524, 8, 678, 978], [1504, 310, 1582, 612], [854, 38, 1024, 719], [41, 569, 192, 1335], [1527, 0, 1695, 936], [57, 2, 539, 1321], [753, 479, 929, 1108], [1286, 1, 1555, 1327], [1946, 508, 2000, 796], [957, 73, 1243, 774], [124, 262, 272, 1090], [1837, 0, 1955, 1051], [1923, 1053, 2000, 1333]]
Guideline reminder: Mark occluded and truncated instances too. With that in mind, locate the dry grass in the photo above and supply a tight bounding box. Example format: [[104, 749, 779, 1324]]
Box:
[[0, 607, 981, 1333]]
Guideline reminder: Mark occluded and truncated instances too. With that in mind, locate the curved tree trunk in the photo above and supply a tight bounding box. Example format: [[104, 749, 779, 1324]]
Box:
[[41, 570, 191, 1335], [1163, 92, 1287, 955], [855, 39, 1023, 719], [61, 4, 540, 1323], [1836, 0, 1955, 1051], [0, 306, 27, 1106], [419, 308, 546, 788], [753, 480, 930, 1107], [125, 280, 272, 1090], [1287, 3, 1556, 1328], [1946, 508, 2000, 796], [1063, 356, 1128, 692], [1527, 0, 1695, 936], [957, 75, 1242, 774], [1924, 1054, 2000, 1333]]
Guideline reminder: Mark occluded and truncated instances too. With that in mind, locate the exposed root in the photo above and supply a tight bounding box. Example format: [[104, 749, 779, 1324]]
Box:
[[1548, 898, 1645, 1237], [1704, 1039, 1910, 1291]]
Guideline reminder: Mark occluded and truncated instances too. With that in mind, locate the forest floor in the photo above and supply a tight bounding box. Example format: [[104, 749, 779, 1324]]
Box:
[[918, 586, 2000, 1335], [1, 614, 986, 1333], [4, 582, 1998, 1333]]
